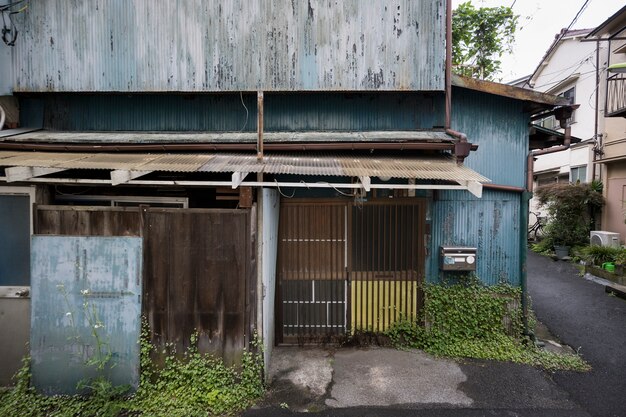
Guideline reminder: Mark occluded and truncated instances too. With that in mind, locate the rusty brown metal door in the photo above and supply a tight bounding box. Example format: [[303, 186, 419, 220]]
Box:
[[276, 198, 426, 343], [276, 200, 348, 343]]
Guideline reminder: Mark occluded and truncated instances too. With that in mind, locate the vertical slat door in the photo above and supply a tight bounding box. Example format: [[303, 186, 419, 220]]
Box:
[[351, 200, 425, 333], [277, 201, 348, 343]]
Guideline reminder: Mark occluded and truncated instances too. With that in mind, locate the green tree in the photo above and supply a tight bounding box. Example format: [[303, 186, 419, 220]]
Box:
[[452, 2, 518, 81]]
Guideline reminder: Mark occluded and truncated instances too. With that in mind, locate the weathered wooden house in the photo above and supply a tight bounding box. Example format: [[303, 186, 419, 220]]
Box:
[[0, 0, 572, 390]]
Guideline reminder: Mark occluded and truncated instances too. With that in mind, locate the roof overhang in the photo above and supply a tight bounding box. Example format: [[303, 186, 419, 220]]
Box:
[[529, 125, 582, 150], [0, 151, 491, 198], [451, 74, 572, 114]]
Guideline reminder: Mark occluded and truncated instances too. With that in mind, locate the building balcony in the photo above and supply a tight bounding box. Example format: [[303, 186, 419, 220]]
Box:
[[606, 73, 626, 117]]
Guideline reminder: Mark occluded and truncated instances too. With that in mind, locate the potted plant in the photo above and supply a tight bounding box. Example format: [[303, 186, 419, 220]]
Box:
[[535, 182, 604, 259]]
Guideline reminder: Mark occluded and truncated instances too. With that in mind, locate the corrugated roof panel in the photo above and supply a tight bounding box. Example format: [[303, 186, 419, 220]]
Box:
[[0, 152, 92, 167], [137, 154, 215, 172], [260, 154, 343, 176], [0, 151, 490, 184], [199, 154, 265, 174], [59, 154, 161, 170], [340, 156, 490, 182]]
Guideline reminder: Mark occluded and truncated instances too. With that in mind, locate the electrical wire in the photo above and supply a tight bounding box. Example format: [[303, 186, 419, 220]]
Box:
[[273, 179, 296, 198], [1, 0, 28, 46], [239, 91, 249, 132]]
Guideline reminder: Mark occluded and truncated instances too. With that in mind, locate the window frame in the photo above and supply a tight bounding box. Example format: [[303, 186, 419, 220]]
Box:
[[0, 186, 36, 296], [570, 165, 587, 184]]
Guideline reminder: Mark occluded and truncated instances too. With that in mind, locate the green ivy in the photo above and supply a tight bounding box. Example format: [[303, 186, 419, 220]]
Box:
[[386, 281, 590, 372], [0, 324, 265, 417]]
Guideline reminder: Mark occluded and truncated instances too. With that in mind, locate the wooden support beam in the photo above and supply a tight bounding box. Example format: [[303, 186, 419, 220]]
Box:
[[110, 170, 152, 186], [5, 166, 67, 182], [239, 187, 253, 208], [257, 91, 264, 160]]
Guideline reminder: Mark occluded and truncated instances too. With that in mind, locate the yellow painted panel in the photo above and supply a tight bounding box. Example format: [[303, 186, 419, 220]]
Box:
[[351, 280, 419, 332]]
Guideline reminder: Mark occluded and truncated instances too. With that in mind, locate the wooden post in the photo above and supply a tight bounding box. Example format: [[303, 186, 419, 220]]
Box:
[[257, 91, 264, 160]]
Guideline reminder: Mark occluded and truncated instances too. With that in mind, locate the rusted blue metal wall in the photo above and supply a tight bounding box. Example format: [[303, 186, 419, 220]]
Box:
[[13, 0, 444, 92], [30, 236, 142, 395], [450, 87, 528, 187], [429, 190, 521, 286], [19, 92, 444, 131], [428, 88, 529, 286]]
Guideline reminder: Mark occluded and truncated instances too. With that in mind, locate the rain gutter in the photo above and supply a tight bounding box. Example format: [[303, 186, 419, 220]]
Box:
[[445, 0, 471, 164]]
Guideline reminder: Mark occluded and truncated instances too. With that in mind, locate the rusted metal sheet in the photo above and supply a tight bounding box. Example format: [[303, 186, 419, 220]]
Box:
[[30, 236, 143, 395], [430, 190, 521, 286], [13, 1, 445, 92], [2, 130, 454, 144], [35, 205, 253, 365], [0, 151, 491, 183]]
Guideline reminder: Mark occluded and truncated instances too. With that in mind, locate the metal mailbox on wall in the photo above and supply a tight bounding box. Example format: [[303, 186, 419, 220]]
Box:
[[440, 247, 477, 271]]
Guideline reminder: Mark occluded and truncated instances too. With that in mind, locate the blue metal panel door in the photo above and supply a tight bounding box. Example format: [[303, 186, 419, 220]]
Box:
[[30, 236, 142, 395]]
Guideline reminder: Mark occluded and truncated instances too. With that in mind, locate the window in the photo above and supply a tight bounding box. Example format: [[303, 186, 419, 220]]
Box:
[[558, 87, 576, 126], [55, 195, 188, 208], [570, 165, 587, 183], [0, 187, 35, 286]]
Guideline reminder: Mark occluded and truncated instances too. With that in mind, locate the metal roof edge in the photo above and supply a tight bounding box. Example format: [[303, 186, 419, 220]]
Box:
[[587, 5, 626, 38], [451, 74, 571, 108]]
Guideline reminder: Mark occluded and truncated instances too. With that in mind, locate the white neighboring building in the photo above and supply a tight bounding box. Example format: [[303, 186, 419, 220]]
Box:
[[525, 28, 608, 218]]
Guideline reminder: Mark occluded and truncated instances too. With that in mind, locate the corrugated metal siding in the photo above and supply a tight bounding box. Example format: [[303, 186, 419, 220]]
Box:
[[451, 88, 528, 187], [19, 92, 443, 132], [19, 95, 257, 131], [13, 1, 445, 92], [265, 93, 442, 131], [0, 44, 11, 95], [429, 190, 521, 286]]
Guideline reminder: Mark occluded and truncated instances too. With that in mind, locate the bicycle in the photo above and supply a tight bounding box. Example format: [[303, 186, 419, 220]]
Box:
[[527, 211, 545, 242]]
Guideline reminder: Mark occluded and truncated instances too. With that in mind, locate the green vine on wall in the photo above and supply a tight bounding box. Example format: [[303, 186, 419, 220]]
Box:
[[386, 280, 590, 372], [0, 322, 265, 417]]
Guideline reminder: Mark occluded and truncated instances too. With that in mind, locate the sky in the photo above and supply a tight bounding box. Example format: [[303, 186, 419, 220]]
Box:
[[451, 0, 625, 83]]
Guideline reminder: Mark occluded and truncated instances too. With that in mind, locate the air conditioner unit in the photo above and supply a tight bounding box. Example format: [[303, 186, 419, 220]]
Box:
[[590, 231, 620, 247]]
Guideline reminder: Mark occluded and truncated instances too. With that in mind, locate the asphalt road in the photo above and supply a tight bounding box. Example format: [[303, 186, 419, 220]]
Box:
[[245, 252, 625, 417], [527, 250, 626, 417]]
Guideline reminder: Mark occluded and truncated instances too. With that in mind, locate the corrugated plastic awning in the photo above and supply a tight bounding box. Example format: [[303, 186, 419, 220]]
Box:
[[0, 151, 490, 197]]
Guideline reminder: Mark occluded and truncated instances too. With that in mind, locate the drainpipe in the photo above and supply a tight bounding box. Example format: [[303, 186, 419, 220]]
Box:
[[445, 0, 472, 164]]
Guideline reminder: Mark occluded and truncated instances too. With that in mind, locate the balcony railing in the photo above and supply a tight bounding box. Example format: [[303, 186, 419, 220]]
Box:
[[606, 73, 626, 117]]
